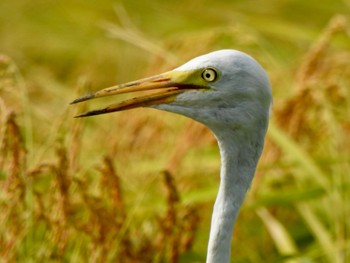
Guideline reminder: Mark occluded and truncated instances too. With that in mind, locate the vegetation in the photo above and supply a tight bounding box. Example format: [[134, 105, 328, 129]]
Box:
[[0, 1, 349, 262]]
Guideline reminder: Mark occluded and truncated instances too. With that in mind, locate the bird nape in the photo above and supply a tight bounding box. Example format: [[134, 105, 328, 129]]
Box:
[[71, 49, 272, 263]]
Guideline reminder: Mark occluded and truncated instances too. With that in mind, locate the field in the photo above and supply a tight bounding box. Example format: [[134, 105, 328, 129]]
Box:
[[0, 1, 349, 262]]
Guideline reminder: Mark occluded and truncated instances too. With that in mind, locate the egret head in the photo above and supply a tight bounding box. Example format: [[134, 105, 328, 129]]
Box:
[[154, 50, 272, 131], [72, 50, 272, 134]]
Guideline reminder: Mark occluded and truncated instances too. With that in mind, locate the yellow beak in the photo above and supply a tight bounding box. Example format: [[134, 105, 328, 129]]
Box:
[[71, 70, 206, 117]]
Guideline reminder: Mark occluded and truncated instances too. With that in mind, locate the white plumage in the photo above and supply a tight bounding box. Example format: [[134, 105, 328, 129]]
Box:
[[72, 49, 272, 263]]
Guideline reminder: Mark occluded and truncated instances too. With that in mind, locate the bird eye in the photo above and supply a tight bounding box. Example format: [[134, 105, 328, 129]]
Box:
[[201, 68, 218, 82]]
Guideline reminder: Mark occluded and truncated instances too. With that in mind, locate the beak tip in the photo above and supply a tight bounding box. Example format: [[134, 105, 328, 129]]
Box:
[[70, 93, 95, 104], [74, 108, 108, 118], [74, 113, 86, 118]]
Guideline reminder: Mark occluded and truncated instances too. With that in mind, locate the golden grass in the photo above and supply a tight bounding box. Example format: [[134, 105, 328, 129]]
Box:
[[0, 108, 199, 262], [255, 15, 350, 263], [0, 7, 349, 262]]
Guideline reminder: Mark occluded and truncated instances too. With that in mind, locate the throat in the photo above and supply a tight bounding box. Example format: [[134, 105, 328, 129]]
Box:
[[206, 128, 265, 263]]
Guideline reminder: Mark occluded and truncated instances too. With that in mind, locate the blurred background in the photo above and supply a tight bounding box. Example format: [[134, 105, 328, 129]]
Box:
[[0, 0, 349, 262]]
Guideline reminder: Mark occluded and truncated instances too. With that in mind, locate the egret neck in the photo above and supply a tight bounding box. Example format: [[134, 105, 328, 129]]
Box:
[[71, 50, 272, 263], [206, 124, 267, 263]]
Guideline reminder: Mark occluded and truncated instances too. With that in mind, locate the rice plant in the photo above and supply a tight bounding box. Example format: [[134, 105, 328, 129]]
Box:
[[0, 1, 349, 262]]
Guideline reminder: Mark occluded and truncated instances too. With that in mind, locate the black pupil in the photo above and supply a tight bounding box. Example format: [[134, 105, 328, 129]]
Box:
[[206, 73, 211, 78]]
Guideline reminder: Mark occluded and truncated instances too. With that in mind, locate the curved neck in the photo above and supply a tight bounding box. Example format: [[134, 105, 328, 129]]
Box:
[[206, 127, 265, 263]]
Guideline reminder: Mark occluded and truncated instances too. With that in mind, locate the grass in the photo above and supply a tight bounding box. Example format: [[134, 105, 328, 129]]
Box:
[[0, 1, 350, 262]]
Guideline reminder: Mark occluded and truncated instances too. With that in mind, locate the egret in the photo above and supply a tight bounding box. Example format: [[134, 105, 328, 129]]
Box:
[[71, 50, 272, 263]]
